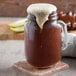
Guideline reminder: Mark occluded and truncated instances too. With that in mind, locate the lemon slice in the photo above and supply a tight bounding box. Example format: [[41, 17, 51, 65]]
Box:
[[10, 26, 24, 33], [9, 18, 28, 28]]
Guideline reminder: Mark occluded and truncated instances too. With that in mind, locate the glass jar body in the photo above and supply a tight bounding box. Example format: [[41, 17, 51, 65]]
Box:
[[24, 15, 61, 68]]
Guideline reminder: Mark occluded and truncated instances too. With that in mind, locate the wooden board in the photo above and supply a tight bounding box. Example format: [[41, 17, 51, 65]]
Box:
[[69, 30, 76, 34], [0, 21, 76, 40], [0, 21, 24, 40]]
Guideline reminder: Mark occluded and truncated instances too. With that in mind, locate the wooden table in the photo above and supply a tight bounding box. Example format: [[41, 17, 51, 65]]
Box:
[[0, 21, 24, 40]]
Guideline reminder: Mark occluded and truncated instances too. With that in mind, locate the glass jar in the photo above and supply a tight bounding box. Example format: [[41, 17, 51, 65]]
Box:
[[24, 3, 67, 68]]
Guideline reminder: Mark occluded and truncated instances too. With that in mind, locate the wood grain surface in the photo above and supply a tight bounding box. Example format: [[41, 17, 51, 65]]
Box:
[[69, 30, 76, 34], [0, 21, 24, 40]]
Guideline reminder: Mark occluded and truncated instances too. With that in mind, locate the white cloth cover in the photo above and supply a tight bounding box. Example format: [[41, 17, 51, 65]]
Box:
[[62, 33, 76, 57]]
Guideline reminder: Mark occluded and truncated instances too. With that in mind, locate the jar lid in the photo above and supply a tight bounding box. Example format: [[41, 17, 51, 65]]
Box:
[[27, 3, 57, 29]]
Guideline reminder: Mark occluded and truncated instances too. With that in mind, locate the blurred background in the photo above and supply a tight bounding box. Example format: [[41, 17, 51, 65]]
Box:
[[0, 0, 76, 17]]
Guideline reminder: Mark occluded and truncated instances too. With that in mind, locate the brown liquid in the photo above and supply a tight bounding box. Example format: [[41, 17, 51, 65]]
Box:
[[25, 17, 61, 68]]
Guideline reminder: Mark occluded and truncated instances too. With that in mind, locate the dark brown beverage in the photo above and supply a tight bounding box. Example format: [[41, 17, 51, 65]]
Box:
[[24, 3, 63, 68]]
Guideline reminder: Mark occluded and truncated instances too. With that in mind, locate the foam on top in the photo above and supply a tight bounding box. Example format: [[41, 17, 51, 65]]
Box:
[[27, 3, 57, 29]]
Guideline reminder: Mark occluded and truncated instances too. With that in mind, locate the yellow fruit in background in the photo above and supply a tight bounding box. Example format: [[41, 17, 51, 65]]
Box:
[[9, 18, 28, 28], [10, 26, 24, 33], [8, 18, 28, 32]]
